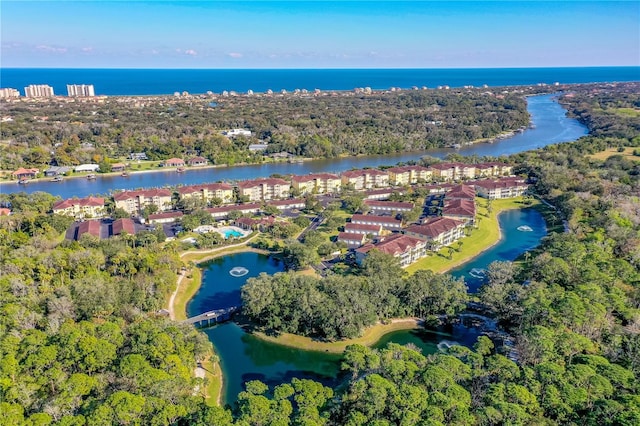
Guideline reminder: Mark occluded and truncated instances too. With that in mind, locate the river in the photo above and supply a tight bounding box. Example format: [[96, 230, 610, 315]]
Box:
[[1, 93, 587, 198]]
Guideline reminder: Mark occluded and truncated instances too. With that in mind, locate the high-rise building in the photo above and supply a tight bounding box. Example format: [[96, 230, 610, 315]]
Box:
[[24, 85, 55, 98], [0, 88, 20, 99], [67, 84, 95, 97]]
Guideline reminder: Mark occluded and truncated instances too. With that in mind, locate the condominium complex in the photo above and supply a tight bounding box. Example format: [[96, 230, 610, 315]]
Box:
[[24, 85, 55, 98], [0, 88, 20, 99], [67, 84, 95, 97]]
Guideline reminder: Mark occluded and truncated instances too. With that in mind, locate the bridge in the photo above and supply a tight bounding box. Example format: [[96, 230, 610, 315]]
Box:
[[183, 306, 240, 327]]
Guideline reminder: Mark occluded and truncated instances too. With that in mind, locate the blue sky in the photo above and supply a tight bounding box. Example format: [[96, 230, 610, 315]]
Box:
[[2, 1, 639, 68]]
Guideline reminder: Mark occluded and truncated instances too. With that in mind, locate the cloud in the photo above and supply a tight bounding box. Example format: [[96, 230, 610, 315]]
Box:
[[185, 49, 197, 56], [228, 52, 243, 58], [36, 44, 67, 53], [81, 47, 93, 53]]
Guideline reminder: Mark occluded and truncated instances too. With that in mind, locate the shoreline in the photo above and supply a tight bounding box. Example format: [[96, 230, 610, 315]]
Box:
[[0, 124, 528, 189]]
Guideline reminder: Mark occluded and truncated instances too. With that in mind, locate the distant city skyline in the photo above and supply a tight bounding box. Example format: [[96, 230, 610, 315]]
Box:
[[2, 1, 639, 69]]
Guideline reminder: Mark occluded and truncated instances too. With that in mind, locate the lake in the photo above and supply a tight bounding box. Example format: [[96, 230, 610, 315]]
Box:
[[1, 93, 587, 199]]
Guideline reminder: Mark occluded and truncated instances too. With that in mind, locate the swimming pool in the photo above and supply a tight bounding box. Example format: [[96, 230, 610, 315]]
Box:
[[224, 229, 243, 239]]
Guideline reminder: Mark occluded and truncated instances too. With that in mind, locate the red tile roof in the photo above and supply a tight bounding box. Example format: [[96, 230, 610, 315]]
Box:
[[446, 184, 476, 200], [344, 223, 383, 233], [112, 218, 135, 235], [53, 196, 105, 211], [351, 214, 402, 225], [148, 211, 184, 220], [386, 165, 430, 173], [356, 234, 423, 256], [443, 199, 476, 217], [77, 220, 102, 238], [165, 158, 185, 165], [337, 232, 366, 242], [365, 200, 414, 209], [113, 189, 172, 201], [406, 217, 464, 238], [237, 178, 289, 189], [291, 173, 340, 183], [177, 183, 233, 195]]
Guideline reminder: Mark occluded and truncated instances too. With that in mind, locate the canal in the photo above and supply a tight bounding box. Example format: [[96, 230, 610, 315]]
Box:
[[2, 93, 587, 198]]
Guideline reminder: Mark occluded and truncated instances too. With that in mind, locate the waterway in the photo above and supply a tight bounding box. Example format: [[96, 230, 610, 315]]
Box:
[[1, 93, 587, 198], [451, 208, 548, 293]]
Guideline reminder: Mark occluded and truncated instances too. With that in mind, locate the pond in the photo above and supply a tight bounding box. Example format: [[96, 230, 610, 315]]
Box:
[[189, 251, 488, 406]]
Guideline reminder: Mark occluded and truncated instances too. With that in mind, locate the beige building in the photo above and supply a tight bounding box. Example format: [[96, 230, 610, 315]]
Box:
[[292, 173, 341, 195], [474, 178, 528, 199], [404, 217, 465, 251], [355, 234, 427, 267], [387, 165, 432, 185], [341, 169, 389, 190], [52, 196, 105, 219], [0, 88, 20, 99], [178, 183, 234, 204], [113, 189, 173, 215], [24, 85, 54, 98], [237, 178, 291, 202]]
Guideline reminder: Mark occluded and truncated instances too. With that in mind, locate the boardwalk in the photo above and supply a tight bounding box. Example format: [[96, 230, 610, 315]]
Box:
[[183, 306, 240, 327]]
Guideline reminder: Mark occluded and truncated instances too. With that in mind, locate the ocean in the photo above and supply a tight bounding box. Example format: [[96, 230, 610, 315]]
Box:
[[1, 67, 638, 96]]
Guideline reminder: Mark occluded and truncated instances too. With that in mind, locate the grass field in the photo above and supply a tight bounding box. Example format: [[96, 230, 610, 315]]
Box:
[[252, 318, 422, 354], [405, 197, 538, 274], [588, 147, 640, 162]]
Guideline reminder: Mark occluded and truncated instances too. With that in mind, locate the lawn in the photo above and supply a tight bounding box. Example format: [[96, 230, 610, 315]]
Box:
[[405, 197, 539, 274], [588, 147, 640, 162]]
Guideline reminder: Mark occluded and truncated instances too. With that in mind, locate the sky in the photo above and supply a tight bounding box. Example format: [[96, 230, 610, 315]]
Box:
[[1, 1, 639, 68]]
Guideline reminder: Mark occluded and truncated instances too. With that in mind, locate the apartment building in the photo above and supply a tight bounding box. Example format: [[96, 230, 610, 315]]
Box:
[[178, 183, 234, 204], [67, 84, 95, 97], [341, 169, 389, 190], [24, 85, 54, 98], [474, 178, 529, 199], [0, 88, 20, 99], [387, 165, 432, 185], [365, 200, 414, 214], [355, 234, 427, 267], [404, 217, 465, 251], [292, 173, 341, 195], [350, 214, 402, 230], [113, 189, 173, 215], [52, 196, 106, 219], [237, 178, 290, 202]]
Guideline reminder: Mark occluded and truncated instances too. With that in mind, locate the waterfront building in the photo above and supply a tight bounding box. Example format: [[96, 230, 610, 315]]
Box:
[[44, 166, 71, 177], [292, 173, 341, 195], [12, 167, 39, 179], [441, 199, 476, 224], [24, 85, 54, 98], [52, 196, 106, 220], [387, 165, 432, 185], [237, 178, 290, 202], [350, 214, 402, 230], [178, 183, 234, 205], [163, 158, 185, 168], [0, 88, 20, 99], [74, 164, 100, 173], [341, 169, 389, 190], [67, 84, 95, 97], [187, 156, 208, 167], [113, 189, 173, 215], [355, 234, 427, 267], [474, 178, 529, 199], [404, 217, 465, 251]]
